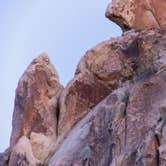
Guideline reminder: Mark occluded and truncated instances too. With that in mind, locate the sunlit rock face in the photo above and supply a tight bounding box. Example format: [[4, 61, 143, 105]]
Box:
[[8, 53, 63, 165], [106, 0, 166, 31], [1, 0, 166, 166]]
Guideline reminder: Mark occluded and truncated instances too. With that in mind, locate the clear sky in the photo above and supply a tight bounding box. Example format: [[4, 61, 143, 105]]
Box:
[[0, 0, 121, 152]]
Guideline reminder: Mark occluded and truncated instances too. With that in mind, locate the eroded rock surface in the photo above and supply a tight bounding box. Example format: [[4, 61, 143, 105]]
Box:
[[106, 0, 166, 31], [49, 84, 131, 166], [8, 53, 63, 165], [0, 149, 9, 166], [1, 0, 166, 166], [48, 29, 166, 165], [57, 34, 137, 147]]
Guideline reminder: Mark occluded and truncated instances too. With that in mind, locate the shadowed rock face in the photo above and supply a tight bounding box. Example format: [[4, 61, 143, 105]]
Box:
[[106, 0, 166, 31], [1, 1, 166, 166]]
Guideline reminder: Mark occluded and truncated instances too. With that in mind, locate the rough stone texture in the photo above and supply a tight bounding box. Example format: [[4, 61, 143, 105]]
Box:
[[48, 29, 166, 165], [0, 149, 9, 166], [1, 1, 166, 166], [56, 35, 138, 148], [49, 84, 131, 166], [8, 53, 63, 165], [106, 0, 166, 31]]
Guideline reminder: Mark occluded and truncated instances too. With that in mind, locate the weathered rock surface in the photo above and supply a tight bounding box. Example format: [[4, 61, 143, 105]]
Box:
[[106, 0, 166, 31], [8, 53, 63, 165], [1, 0, 166, 166], [56, 34, 138, 148], [49, 84, 131, 166], [48, 29, 166, 165], [0, 149, 9, 166]]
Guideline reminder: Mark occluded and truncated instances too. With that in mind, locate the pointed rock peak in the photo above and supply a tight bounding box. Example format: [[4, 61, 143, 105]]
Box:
[[106, 0, 166, 31], [32, 52, 51, 64], [30, 52, 60, 82], [9, 53, 63, 165]]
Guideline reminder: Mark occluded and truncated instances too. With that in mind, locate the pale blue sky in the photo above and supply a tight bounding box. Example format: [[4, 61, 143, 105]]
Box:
[[0, 0, 121, 152]]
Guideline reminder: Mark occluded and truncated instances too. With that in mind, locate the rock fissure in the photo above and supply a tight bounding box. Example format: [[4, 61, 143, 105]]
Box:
[[55, 97, 61, 137], [124, 91, 130, 149], [155, 134, 160, 166]]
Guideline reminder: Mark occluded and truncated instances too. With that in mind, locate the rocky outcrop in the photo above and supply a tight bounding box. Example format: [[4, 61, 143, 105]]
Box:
[[106, 0, 166, 31], [49, 29, 166, 165], [8, 54, 63, 165], [1, 0, 166, 166], [56, 34, 137, 149], [49, 84, 131, 166]]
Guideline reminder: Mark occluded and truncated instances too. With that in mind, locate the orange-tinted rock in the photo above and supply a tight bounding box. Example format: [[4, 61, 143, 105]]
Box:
[[106, 0, 166, 31], [8, 53, 63, 165]]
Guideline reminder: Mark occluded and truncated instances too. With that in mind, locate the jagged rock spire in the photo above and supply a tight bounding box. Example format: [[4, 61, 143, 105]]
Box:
[[9, 53, 63, 165]]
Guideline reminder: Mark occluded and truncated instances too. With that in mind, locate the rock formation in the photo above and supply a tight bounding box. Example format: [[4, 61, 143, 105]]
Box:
[[106, 0, 166, 31], [49, 28, 166, 166], [1, 0, 166, 165], [3, 54, 63, 165]]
